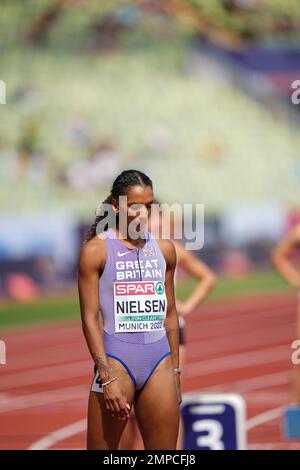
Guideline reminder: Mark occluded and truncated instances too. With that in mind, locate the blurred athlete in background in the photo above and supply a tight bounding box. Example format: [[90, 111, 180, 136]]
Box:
[[272, 225, 300, 404]]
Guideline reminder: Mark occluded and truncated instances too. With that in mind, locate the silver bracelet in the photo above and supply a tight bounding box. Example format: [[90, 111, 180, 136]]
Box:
[[174, 368, 182, 374], [102, 376, 117, 387]]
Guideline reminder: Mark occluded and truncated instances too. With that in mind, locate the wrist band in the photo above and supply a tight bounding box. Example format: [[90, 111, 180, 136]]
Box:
[[102, 377, 117, 387], [174, 368, 182, 374]]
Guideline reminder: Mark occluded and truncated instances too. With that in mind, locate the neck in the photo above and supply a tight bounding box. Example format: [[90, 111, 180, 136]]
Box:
[[115, 226, 147, 248]]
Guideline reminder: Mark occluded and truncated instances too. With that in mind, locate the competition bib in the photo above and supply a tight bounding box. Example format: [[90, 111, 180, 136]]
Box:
[[113, 280, 167, 333]]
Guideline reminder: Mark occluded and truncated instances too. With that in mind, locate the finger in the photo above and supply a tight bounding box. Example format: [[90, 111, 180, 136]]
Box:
[[118, 400, 129, 419], [119, 395, 129, 411], [122, 400, 131, 413], [112, 399, 121, 415], [106, 398, 115, 414], [104, 398, 111, 412], [107, 401, 118, 419], [114, 399, 129, 421], [120, 390, 130, 413]]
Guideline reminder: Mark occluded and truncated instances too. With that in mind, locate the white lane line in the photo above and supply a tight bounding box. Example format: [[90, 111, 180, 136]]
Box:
[[26, 404, 286, 450], [188, 303, 294, 330], [187, 325, 293, 357], [3, 324, 292, 386], [186, 345, 289, 377], [27, 419, 87, 450], [0, 360, 92, 390], [0, 385, 88, 413], [246, 406, 283, 430], [198, 370, 290, 394], [242, 392, 289, 404], [7, 319, 289, 372], [1, 348, 87, 374], [1, 344, 289, 390], [227, 370, 290, 393], [189, 293, 294, 319], [1, 344, 87, 372], [2, 325, 80, 347], [248, 443, 300, 450]]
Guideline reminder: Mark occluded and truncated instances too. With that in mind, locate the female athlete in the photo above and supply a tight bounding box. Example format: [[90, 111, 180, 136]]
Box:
[[78, 169, 181, 450]]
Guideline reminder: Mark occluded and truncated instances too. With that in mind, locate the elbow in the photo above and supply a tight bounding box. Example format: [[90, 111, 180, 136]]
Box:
[[207, 272, 218, 289], [165, 311, 179, 330], [81, 315, 98, 332], [271, 250, 281, 268], [81, 320, 90, 335]]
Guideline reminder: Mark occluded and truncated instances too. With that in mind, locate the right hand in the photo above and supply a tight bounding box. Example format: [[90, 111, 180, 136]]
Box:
[[176, 299, 190, 317], [103, 379, 130, 421], [175, 299, 185, 314]]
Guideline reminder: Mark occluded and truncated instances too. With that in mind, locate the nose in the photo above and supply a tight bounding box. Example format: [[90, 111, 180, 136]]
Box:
[[139, 205, 148, 218]]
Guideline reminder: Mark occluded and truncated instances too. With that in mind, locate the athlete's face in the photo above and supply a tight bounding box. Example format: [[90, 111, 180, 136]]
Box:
[[148, 209, 162, 236], [116, 185, 154, 234]]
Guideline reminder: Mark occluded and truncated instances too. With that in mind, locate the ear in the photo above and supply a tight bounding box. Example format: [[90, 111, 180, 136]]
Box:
[[111, 197, 119, 215]]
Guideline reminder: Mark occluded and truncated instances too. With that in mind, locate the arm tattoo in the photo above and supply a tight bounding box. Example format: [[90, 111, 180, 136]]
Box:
[[92, 352, 113, 378]]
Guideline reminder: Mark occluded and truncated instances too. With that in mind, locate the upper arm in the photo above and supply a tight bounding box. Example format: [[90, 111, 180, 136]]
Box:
[[273, 226, 300, 259], [174, 240, 215, 281], [78, 237, 105, 323], [157, 239, 177, 313]]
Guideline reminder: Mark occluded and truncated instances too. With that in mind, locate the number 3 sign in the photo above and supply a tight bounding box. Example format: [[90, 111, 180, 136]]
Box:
[[181, 394, 247, 450]]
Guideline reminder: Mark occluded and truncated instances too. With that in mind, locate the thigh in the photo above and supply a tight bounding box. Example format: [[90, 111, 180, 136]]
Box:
[[134, 355, 180, 450], [87, 357, 135, 450], [118, 410, 140, 450]]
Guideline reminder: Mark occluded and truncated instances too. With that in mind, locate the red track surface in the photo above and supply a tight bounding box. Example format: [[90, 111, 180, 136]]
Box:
[[1, 291, 300, 450]]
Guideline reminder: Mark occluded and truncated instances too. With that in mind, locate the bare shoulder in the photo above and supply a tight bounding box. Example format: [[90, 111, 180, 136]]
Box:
[[279, 224, 300, 247], [78, 235, 106, 272], [290, 224, 300, 241], [156, 239, 177, 268], [171, 239, 186, 261]]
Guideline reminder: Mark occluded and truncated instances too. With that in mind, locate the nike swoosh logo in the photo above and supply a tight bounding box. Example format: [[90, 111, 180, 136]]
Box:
[[117, 251, 131, 257]]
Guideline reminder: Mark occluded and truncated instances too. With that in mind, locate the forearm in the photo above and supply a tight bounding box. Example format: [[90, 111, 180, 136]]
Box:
[[272, 256, 300, 288], [183, 276, 216, 314], [164, 310, 180, 369], [81, 317, 113, 382]]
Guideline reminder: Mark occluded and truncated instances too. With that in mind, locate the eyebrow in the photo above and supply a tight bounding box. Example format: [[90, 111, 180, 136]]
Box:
[[128, 201, 153, 206]]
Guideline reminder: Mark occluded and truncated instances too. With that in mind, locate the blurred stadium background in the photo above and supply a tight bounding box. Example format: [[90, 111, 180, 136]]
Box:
[[1, 0, 300, 450]]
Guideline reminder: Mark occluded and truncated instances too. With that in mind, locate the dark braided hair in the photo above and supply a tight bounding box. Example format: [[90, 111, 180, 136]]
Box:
[[84, 169, 153, 243]]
